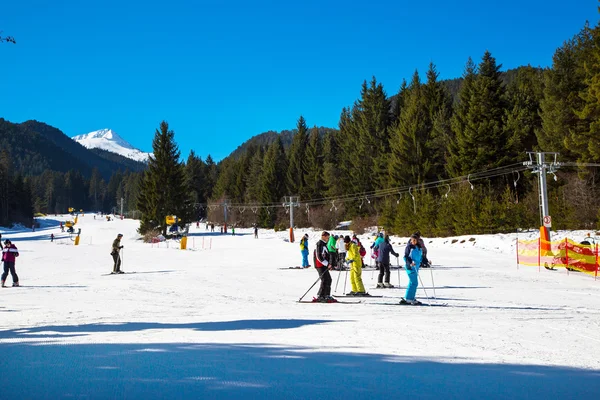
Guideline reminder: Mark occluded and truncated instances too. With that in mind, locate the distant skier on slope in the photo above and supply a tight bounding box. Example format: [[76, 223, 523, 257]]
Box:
[[400, 234, 423, 305], [344, 235, 367, 296], [110, 233, 124, 274], [376, 235, 399, 288], [299, 234, 310, 268], [1, 239, 20, 287]]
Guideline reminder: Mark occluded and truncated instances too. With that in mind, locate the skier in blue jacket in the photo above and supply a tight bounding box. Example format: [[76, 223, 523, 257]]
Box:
[[400, 234, 423, 305]]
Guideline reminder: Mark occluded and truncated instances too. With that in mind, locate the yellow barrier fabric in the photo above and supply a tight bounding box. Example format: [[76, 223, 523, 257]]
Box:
[[518, 238, 599, 275]]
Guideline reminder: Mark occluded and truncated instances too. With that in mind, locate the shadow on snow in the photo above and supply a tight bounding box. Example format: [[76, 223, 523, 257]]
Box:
[[0, 340, 598, 400]]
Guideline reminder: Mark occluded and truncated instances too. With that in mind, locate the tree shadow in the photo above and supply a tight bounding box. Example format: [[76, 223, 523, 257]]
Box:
[[0, 319, 334, 340], [0, 341, 598, 399]]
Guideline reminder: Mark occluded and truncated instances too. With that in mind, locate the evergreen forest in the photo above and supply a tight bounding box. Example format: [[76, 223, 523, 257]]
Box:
[[2, 21, 600, 236]]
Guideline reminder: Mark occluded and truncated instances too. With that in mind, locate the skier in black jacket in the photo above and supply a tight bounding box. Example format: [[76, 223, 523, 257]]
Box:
[[376, 235, 399, 288], [313, 231, 336, 302]]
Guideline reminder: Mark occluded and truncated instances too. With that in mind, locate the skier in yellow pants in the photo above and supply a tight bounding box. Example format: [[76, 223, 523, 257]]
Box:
[[344, 235, 367, 296]]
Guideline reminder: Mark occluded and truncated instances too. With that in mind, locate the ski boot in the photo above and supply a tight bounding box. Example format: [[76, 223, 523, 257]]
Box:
[[376, 283, 385, 288], [325, 296, 338, 303], [1, 280, 5, 288], [12, 282, 19, 287], [355, 292, 370, 297], [383, 282, 395, 288], [346, 291, 357, 296]]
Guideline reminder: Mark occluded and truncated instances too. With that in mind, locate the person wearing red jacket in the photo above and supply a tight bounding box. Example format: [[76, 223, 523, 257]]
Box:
[[1, 239, 19, 287]]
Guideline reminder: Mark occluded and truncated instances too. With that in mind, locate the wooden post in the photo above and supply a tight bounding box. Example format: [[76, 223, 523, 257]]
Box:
[[565, 237, 569, 276], [538, 237, 541, 272], [516, 235, 520, 270], [595, 243, 598, 281]]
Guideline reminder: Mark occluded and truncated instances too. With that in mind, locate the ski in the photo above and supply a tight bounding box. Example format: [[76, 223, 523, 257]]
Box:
[[333, 294, 383, 298], [278, 266, 311, 270], [298, 300, 362, 304], [101, 272, 136, 276], [376, 302, 448, 307]]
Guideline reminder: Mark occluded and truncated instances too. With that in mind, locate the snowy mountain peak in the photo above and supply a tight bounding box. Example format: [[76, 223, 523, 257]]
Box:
[[72, 129, 152, 163]]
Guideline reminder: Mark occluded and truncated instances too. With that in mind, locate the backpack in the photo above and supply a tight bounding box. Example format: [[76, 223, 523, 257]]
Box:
[[359, 243, 366, 257]]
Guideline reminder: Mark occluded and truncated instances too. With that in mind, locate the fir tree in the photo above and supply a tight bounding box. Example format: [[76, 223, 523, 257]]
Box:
[[448, 52, 509, 176], [138, 121, 193, 235], [257, 137, 287, 227], [388, 71, 430, 186], [286, 116, 309, 195], [302, 127, 323, 200]]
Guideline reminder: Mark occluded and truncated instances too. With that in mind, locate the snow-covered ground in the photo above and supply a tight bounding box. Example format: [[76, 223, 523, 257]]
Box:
[[1, 216, 599, 399]]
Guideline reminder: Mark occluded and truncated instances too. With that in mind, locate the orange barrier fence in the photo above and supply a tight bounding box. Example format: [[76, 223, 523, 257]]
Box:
[[517, 236, 599, 279]]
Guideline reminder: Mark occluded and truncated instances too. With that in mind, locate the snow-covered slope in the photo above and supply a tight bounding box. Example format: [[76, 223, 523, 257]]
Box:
[[1, 219, 599, 399], [72, 129, 152, 162]]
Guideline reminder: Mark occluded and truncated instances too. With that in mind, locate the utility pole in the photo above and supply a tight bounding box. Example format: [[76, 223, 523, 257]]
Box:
[[524, 152, 560, 254], [284, 196, 300, 242], [223, 199, 229, 234], [524, 152, 560, 226]]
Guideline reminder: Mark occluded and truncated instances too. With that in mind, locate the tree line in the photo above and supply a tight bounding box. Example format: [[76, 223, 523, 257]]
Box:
[[3, 21, 600, 236]]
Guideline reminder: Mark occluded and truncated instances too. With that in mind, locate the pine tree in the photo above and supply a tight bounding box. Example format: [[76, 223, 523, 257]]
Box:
[[257, 137, 287, 227], [537, 26, 591, 158], [302, 127, 323, 200], [574, 24, 600, 162], [448, 52, 509, 177], [286, 116, 309, 195], [447, 58, 477, 177], [388, 71, 430, 187], [137, 121, 193, 235], [244, 147, 265, 203]]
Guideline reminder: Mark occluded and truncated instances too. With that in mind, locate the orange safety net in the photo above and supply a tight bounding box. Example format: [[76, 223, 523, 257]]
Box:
[[517, 237, 599, 276]]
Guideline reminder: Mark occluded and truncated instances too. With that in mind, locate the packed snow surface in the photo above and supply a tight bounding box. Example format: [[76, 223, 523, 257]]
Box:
[[1, 217, 599, 399], [72, 129, 152, 162]]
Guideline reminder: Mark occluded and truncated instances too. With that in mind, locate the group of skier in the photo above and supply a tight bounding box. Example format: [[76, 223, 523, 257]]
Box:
[[307, 230, 428, 304]]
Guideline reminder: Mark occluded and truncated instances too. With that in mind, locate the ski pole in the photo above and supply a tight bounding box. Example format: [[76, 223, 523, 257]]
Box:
[[418, 271, 429, 299], [396, 256, 401, 289], [430, 264, 436, 299], [343, 265, 348, 294], [334, 266, 342, 292], [299, 267, 329, 302]]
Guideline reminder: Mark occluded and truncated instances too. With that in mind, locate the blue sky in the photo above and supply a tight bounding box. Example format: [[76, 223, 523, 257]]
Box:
[[1, 1, 598, 161]]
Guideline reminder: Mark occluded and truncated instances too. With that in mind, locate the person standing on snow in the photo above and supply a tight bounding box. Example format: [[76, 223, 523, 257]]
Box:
[[110, 234, 124, 274], [413, 231, 430, 267], [254, 225, 258, 239], [336, 235, 346, 269], [327, 234, 338, 269], [401, 234, 423, 305], [1, 239, 19, 287], [299, 233, 310, 268], [376, 235, 399, 288], [344, 235, 367, 296], [370, 232, 384, 269], [313, 231, 335, 302]]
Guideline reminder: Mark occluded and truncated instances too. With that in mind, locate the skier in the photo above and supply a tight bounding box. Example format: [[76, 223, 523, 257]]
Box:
[[344, 235, 367, 296], [375, 235, 399, 288], [313, 231, 335, 302], [400, 234, 423, 305], [60, 222, 64, 232], [50, 233, 54, 242], [414, 231, 430, 267], [110, 233, 124, 274], [232, 226, 235, 236], [1, 239, 19, 287], [254, 225, 258, 239], [327, 234, 338, 269], [370, 232, 384, 269], [299, 233, 310, 268], [336, 235, 346, 269]]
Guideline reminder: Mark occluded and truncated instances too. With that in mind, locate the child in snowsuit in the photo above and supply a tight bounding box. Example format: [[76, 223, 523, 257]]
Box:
[[401, 234, 423, 305], [300, 234, 310, 268], [1, 239, 19, 287], [344, 235, 366, 295]]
